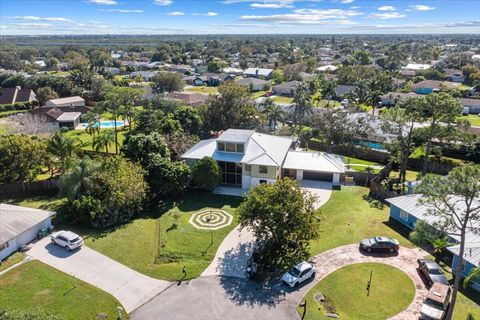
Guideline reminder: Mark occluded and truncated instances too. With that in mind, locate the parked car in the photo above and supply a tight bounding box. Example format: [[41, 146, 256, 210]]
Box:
[[420, 282, 451, 320], [359, 236, 400, 253], [340, 98, 349, 106], [417, 259, 449, 287], [281, 261, 316, 288], [264, 91, 273, 97], [51, 231, 84, 251]]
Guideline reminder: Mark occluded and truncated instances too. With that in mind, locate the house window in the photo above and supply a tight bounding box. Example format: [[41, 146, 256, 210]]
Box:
[[0, 241, 9, 250], [236, 143, 244, 153], [245, 164, 251, 172], [217, 142, 225, 151], [226, 142, 236, 152], [259, 166, 268, 174], [400, 209, 409, 221]]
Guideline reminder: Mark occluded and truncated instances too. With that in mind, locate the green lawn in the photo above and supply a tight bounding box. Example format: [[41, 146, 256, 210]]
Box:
[[251, 90, 267, 99], [0, 252, 25, 272], [64, 128, 127, 154], [184, 86, 218, 94], [272, 95, 294, 104], [0, 110, 29, 118], [5, 195, 64, 211], [309, 186, 413, 256], [77, 192, 241, 281], [389, 169, 420, 182], [0, 260, 123, 320], [459, 114, 480, 126], [299, 263, 415, 320]]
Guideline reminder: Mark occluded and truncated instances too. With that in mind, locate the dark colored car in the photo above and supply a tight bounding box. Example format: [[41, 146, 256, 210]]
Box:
[[359, 236, 400, 253], [264, 91, 273, 97], [417, 258, 449, 287]]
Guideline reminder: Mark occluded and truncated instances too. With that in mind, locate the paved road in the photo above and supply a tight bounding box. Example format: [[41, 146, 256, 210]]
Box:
[[28, 237, 171, 313]]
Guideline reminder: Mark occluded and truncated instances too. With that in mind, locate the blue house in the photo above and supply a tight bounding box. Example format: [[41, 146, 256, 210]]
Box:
[[386, 194, 480, 292]]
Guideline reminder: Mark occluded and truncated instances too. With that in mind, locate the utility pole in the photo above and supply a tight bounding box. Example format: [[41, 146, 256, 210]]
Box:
[[366, 270, 373, 297]]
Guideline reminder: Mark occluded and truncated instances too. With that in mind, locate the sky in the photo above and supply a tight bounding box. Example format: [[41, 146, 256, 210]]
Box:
[[0, 0, 479, 35]]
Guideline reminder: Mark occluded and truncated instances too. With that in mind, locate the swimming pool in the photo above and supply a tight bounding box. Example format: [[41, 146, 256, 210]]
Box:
[[353, 140, 386, 150], [77, 120, 125, 129]]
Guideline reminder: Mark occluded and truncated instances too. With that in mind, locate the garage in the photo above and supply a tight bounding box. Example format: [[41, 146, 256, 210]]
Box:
[[303, 171, 333, 181]]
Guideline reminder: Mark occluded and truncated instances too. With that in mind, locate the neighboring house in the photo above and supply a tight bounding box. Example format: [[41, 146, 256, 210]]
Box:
[[335, 85, 356, 98], [386, 194, 480, 292], [166, 92, 209, 107], [129, 71, 158, 81], [243, 68, 273, 79], [273, 81, 301, 96], [103, 67, 120, 75], [192, 73, 234, 86], [460, 98, 480, 115], [380, 92, 421, 106], [400, 69, 416, 79], [167, 64, 195, 74], [0, 204, 55, 261], [181, 129, 345, 191], [32, 107, 81, 129], [222, 67, 244, 75], [0, 86, 37, 105], [236, 78, 270, 92], [46, 96, 85, 108], [404, 63, 433, 71], [445, 69, 466, 83], [412, 80, 460, 94], [298, 72, 315, 81], [317, 65, 338, 73]]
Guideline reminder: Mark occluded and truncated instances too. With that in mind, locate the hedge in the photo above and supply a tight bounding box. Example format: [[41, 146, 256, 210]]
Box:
[[0, 102, 35, 112]]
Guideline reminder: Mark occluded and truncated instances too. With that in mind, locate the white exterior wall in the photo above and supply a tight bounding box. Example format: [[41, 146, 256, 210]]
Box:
[[333, 173, 340, 185], [0, 239, 18, 261], [242, 175, 252, 189], [296, 169, 303, 180], [250, 177, 276, 188]]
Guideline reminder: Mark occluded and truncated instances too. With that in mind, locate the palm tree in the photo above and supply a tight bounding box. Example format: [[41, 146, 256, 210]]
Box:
[[321, 80, 337, 108], [262, 99, 285, 133], [464, 267, 480, 289], [293, 83, 313, 127], [59, 156, 99, 201], [118, 104, 137, 132], [431, 237, 450, 263], [83, 111, 100, 137], [92, 130, 116, 154], [47, 131, 80, 175]]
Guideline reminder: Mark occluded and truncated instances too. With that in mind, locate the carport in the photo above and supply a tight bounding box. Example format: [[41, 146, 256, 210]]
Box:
[[282, 151, 345, 185]]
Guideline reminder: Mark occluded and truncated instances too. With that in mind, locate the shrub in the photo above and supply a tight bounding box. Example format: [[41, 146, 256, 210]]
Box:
[[191, 156, 222, 191]]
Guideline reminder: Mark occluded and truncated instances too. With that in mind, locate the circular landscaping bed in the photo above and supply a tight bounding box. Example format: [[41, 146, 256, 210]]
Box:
[[299, 262, 415, 320]]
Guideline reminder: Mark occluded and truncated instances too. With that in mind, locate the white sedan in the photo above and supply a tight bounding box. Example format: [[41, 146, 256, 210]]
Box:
[[282, 261, 316, 287], [51, 230, 84, 251]]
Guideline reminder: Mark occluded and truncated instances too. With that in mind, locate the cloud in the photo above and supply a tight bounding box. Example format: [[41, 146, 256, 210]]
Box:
[[240, 8, 362, 23], [193, 12, 219, 16], [153, 0, 173, 5], [409, 4, 435, 11], [102, 9, 144, 13], [223, 0, 320, 4], [378, 6, 396, 11], [86, 0, 117, 5], [13, 23, 54, 28], [340, 0, 354, 3], [8, 16, 74, 22], [368, 12, 405, 20], [167, 11, 185, 16], [250, 3, 294, 8]]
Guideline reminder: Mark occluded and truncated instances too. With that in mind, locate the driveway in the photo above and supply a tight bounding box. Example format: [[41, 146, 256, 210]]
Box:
[[27, 237, 171, 313], [299, 180, 333, 209]]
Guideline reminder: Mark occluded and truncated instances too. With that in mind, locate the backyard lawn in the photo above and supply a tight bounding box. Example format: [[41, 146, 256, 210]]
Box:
[[309, 186, 413, 256], [78, 192, 241, 281], [5, 195, 64, 211], [0, 260, 122, 320], [299, 263, 415, 320], [184, 86, 218, 94], [64, 128, 127, 153], [459, 114, 480, 126], [272, 95, 294, 104], [0, 252, 25, 272]]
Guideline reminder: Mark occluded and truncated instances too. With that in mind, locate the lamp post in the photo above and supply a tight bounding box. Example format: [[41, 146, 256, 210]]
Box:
[[366, 270, 373, 297]]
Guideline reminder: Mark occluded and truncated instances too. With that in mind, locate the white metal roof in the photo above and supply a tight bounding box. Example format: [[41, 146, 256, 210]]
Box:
[[283, 151, 345, 173], [386, 194, 480, 246], [0, 204, 55, 243], [448, 244, 480, 267], [317, 65, 338, 72], [217, 129, 254, 143], [243, 68, 273, 77], [56, 112, 81, 122], [47, 96, 84, 105]]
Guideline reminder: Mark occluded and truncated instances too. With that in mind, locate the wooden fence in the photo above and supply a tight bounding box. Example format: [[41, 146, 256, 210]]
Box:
[[0, 179, 59, 199]]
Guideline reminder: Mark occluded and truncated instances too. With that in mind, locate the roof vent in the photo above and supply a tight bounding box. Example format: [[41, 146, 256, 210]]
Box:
[[433, 291, 442, 297]]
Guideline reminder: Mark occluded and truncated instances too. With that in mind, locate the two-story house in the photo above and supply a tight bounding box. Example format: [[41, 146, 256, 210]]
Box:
[[181, 129, 345, 191]]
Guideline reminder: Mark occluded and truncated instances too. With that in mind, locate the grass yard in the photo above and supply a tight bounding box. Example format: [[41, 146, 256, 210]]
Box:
[[0, 260, 123, 320], [184, 86, 218, 94], [389, 169, 420, 182], [299, 263, 415, 320], [0, 252, 25, 272], [309, 186, 413, 256], [272, 95, 294, 104], [459, 114, 480, 126], [251, 90, 267, 99], [78, 192, 242, 281], [64, 128, 127, 153], [341, 156, 380, 166], [5, 195, 64, 211]]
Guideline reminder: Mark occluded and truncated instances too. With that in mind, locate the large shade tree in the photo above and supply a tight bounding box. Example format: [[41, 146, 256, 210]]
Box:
[[417, 165, 480, 320], [237, 178, 321, 272]]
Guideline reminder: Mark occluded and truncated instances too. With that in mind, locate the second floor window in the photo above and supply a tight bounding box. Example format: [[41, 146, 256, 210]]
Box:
[[259, 166, 268, 174]]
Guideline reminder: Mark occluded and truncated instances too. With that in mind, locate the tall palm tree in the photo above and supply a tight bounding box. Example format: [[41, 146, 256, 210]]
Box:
[[92, 130, 116, 154], [47, 131, 80, 175], [464, 267, 480, 289], [83, 111, 100, 137], [59, 156, 99, 201], [321, 80, 337, 108], [293, 83, 313, 127], [118, 104, 137, 132], [262, 101, 285, 133]]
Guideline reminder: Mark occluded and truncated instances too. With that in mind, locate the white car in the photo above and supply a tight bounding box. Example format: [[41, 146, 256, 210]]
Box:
[[51, 231, 84, 251], [281, 261, 316, 288]]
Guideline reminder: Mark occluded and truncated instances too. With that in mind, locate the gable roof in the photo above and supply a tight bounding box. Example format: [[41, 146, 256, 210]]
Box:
[[243, 68, 273, 77], [236, 77, 269, 86], [47, 96, 85, 106], [166, 92, 209, 106], [412, 80, 459, 90], [0, 204, 55, 244], [0, 87, 35, 105], [283, 151, 345, 173], [273, 80, 301, 91]]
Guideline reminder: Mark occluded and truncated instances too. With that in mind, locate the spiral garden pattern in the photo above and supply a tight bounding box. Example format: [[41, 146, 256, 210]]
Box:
[[188, 209, 233, 230]]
